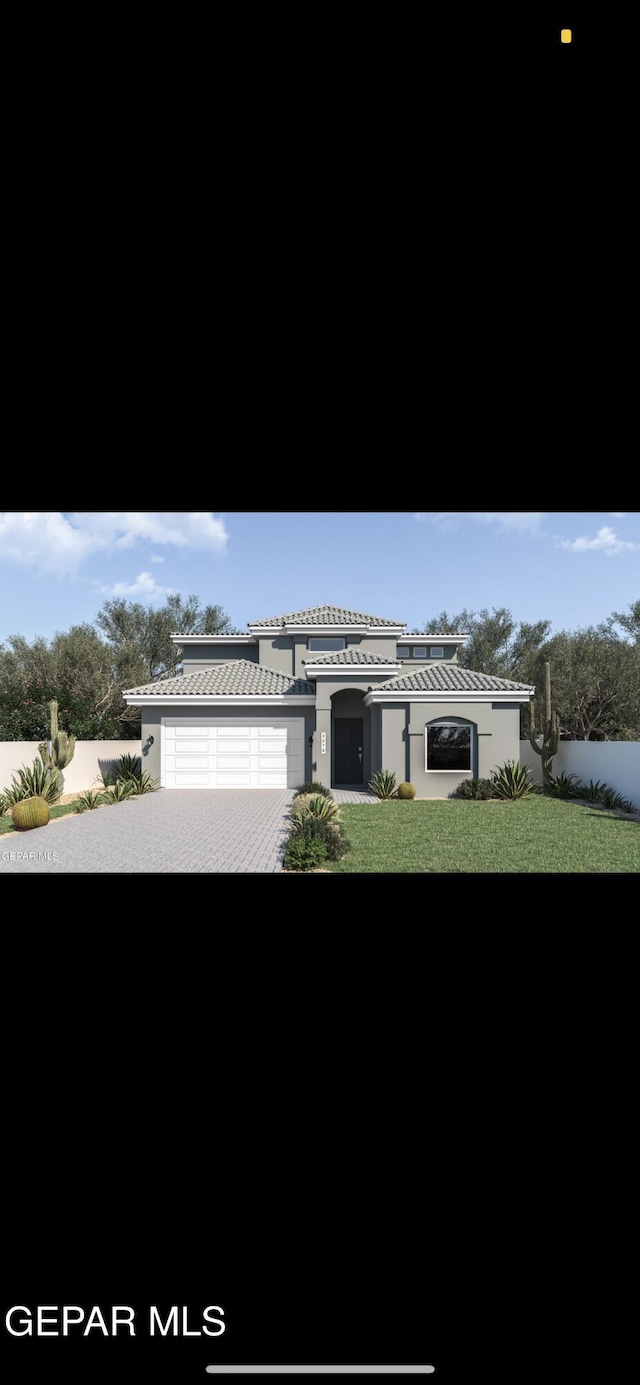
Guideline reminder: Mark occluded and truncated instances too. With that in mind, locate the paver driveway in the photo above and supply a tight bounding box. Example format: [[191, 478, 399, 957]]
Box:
[[0, 789, 295, 873]]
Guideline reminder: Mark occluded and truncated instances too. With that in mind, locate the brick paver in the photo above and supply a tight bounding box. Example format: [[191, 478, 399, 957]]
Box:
[[0, 789, 295, 873]]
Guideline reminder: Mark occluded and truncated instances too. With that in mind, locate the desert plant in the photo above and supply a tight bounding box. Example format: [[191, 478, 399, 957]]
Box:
[[97, 770, 115, 789], [528, 660, 560, 793], [38, 698, 76, 788], [455, 778, 496, 800], [369, 769, 397, 800], [290, 793, 314, 819], [578, 779, 609, 803], [305, 794, 340, 821], [123, 771, 159, 796], [284, 833, 327, 871], [546, 771, 583, 799], [4, 760, 62, 806], [293, 781, 333, 800], [74, 789, 103, 811], [397, 782, 416, 800], [115, 753, 142, 783], [0, 791, 8, 816], [104, 779, 136, 803], [491, 760, 535, 800], [12, 796, 51, 830]]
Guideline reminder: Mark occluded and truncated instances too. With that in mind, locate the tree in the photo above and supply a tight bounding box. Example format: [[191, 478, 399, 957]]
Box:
[[423, 608, 550, 681], [611, 599, 640, 643], [96, 594, 230, 684], [528, 625, 640, 741]]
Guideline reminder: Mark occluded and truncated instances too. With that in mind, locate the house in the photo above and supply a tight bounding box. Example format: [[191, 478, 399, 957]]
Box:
[[123, 605, 534, 796]]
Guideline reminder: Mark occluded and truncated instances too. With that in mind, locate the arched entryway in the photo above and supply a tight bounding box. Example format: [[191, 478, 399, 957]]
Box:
[[331, 688, 371, 788]]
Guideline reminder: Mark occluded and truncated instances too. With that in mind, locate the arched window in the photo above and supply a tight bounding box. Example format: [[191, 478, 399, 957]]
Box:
[[425, 718, 474, 772]]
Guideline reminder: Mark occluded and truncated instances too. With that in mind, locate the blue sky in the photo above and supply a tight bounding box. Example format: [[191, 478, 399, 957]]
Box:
[[0, 511, 638, 642]]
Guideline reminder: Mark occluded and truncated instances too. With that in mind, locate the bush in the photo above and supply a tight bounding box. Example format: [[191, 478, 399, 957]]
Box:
[[284, 834, 327, 870], [396, 782, 416, 800], [369, 770, 397, 800], [0, 792, 8, 816], [293, 782, 333, 800], [12, 796, 51, 830], [74, 789, 103, 812], [2, 760, 62, 807], [123, 771, 158, 796], [456, 778, 496, 800], [491, 760, 535, 801], [298, 815, 351, 861]]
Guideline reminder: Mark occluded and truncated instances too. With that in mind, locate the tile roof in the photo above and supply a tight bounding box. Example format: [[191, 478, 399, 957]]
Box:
[[249, 604, 403, 628], [124, 660, 315, 698], [303, 649, 399, 666], [373, 666, 534, 693]]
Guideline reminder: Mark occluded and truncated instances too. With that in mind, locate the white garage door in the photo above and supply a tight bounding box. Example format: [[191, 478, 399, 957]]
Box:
[[162, 718, 304, 788]]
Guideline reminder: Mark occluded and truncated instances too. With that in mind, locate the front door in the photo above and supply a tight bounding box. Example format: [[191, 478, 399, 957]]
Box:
[[334, 717, 364, 785]]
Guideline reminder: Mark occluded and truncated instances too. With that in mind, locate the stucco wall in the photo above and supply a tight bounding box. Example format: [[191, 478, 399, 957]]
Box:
[[0, 741, 142, 796], [181, 642, 258, 668], [520, 739, 640, 806], [140, 705, 315, 785], [384, 700, 523, 798]]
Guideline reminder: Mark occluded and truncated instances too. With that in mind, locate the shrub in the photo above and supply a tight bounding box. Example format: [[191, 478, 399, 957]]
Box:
[[291, 794, 340, 825], [0, 792, 8, 816], [290, 793, 314, 819], [456, 778, 496, 801], [369, 770, 397, 800], [3, 760, 62, 807], [298, 815, 351, 861], [284, 834, 327, 870], [12, 796, 51, 830], [547, 772, 583, 799], [293, 782, 333, 800], [396, 782, 416, 800], [115, 753, 142, 784], [491, 760, 535, 801]]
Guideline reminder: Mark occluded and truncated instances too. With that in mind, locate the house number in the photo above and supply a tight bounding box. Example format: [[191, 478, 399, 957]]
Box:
[[321, 732, 327, 754]]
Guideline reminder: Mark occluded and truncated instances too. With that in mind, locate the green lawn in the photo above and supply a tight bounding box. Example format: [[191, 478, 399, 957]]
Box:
[[0, 802, 78, 836], [328, 798, 640, 873]]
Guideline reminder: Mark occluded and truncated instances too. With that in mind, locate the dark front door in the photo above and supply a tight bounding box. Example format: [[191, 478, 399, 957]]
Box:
[[334, 717, 364, 785]]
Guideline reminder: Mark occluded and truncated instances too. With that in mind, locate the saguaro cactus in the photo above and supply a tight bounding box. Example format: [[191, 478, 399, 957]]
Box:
[[39, 699, 76, 787], [528, 661, 560, 793]]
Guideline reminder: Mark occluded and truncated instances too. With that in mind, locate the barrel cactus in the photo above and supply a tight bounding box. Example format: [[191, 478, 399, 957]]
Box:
[[12, 796, 51, 830], [397, 782, 416, 800]]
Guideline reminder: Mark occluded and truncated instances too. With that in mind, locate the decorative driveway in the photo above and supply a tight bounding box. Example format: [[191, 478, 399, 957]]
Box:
[[0, 789, 295, 873]]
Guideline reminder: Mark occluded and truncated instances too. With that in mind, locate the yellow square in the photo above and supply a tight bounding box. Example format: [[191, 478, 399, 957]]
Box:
[[561, 29, 572, 43]]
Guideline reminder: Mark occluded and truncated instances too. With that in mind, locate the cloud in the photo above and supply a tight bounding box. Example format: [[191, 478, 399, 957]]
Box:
[[150, 554, 165, 564], [0, 512, 228, 575], [558, 525, 639, 556], [99, 571, 175, 600], [415, 512, 546, 533], [610, 512, 626, 518]]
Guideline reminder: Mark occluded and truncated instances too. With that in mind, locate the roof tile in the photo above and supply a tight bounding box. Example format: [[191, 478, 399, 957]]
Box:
[[303, 649, 399, 666], [374, 667, 534, 693], [124, 660, 315, 698], [249, 604, 402, 628]]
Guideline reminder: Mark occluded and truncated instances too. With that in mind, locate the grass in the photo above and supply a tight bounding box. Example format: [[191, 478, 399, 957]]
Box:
[[0, 803, 78, 836], [327, 798, 640, 873]]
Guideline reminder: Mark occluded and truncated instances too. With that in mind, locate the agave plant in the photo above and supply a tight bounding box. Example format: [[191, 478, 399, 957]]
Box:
[[292, 794, 340, 823], [491, 760, 535, 801], [579, 779, 609, 803], [115, 753, 142, 784], [547, 771, 583, 800], [124, 771, 159, 796], [74, 789, 103, 812], [0, 791, 9, 816], [104, 779, 136, 803], [369, 770, 397, 800], [3, 760, 62, 806]]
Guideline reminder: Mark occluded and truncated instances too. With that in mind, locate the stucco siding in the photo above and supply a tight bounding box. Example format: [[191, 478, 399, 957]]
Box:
[[380, 705, 409, 784], [181, 642, 258, 668], [260, 637, 295, 674], [403, 700, 522, 798]]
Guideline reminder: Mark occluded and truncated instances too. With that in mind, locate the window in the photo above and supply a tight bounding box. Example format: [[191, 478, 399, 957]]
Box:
[[308, 637, 346, 652], [429, 646, 445, 658], [411, 646, 427, 658], [426, 722, 472, 772], [397, 647, 410, 658]]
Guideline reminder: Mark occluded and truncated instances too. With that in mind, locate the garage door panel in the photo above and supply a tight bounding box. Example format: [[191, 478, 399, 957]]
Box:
[[163, 718, 305, 788]]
